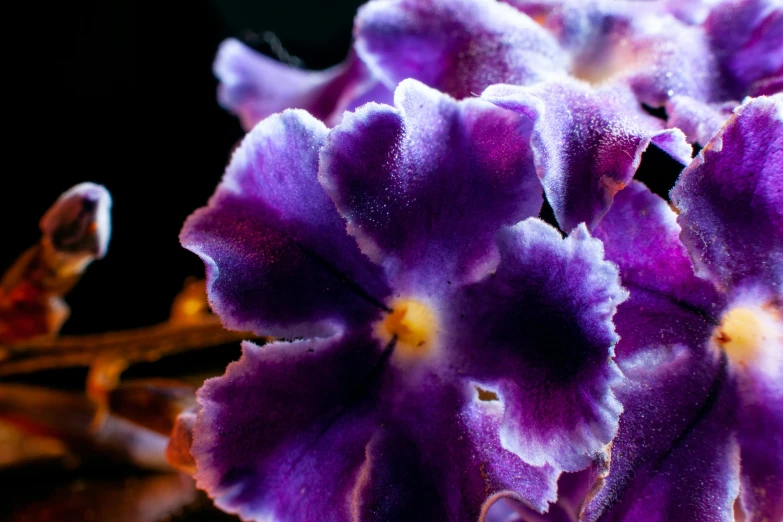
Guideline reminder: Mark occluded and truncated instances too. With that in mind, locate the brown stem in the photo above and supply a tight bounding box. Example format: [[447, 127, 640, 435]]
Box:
[[0, 316, 261, 376]]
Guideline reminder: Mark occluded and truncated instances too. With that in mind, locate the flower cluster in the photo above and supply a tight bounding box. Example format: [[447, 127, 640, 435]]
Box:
[[182, 0, 782, 521]]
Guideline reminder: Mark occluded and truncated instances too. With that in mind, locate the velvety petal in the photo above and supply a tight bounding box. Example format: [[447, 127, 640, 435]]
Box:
[[536, 0, 724, 107], [353, 391, 560, 522], [666, 95, 738, 145], [192, 333, 384, 522], [749, 73, 783, 97], [660, 0, 720, 24], [736, 369, 783, 522], [705, 0, 783, 99], [593, 181, 725, 358], [671, 95, 783, 294], [483, 80, 692, 231], [194, 336, 559, 521], [214, 38, 391, 130], [449, 219, 626, 472], [583, 348, 740, 522], [355, 0, 568, 100], [353, 377, 559, 522], [320, 79, 541, 293], [351, 429, 447, 522], [482, 469, 597, 522], [181, 110, 390, 337]]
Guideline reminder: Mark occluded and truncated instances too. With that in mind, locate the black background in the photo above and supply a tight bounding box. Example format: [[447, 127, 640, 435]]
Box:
[[2, 0, 366, 337]]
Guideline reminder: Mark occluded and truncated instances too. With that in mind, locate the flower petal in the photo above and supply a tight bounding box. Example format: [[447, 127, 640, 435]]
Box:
[[593, 181, 725, 358], [582, 348, 740, 522], [736, 372, 783, 522], [536, 0, 723, 107], [192, 334, 384, 522], [450, 219, 626, 472], [483, 80, 691, 231], [671, 95, 783, 294], [214, 39, 392, 130], [353, 394, 559, 522], [481, 468, 597, 522], [666, 95, 738, 146], [320, 79, 541, 293], [705, 0, 783, 99], [355, 0, 568, 100], [181, 110, 390, 337]]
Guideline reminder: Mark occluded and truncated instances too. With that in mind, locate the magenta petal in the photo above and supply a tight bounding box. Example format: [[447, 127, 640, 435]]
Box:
[[484, 80, 691, 231], [730, 306, 783, 522], [736, 375, 783, 522], [666, 95, 739, 145], [320, 79, 541, 293], [671, 95, 783, 293], [214, 39, 391, 130], [583, 349, 740, 522], [587, 180, 739, 520], [355, 0, 567, 99], [452, 219, 626, 472], [353, 393, 559, 522], [181, 110, 389, 337], [482, 469, 596, 522], [749, 73, 783, 97], [705, 0, 783, 98], [538, 1, 722, 107], [193, 334, 384, 522], [593, 181, 725, 358]]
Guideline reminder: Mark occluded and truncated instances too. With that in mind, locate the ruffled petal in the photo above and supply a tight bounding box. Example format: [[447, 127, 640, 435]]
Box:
[[449, 219, 626, 472], [593, 181, 725, 358], [352, 390, 559, 522], [666, 95, 738, 145], [214, 39, 392, 130], [705, 0, 783, 98], [671, 95, 783, 294], [181, 110, 390, 337], [194, 338, 559, 521], [481, 469, 597, 522], [535, 0, 723, 107], [749, 73, 783, 97], [355, 0, 568, 100], [583, 348, 740, 522], [192, 333, 385, 522], [736, 370, 783, 522], [320, 79, 541, 293], [483, 80, 691, 231]]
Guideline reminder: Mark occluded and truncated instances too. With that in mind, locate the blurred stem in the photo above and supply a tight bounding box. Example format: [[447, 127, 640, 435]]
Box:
[[0, 316, 259, 376]]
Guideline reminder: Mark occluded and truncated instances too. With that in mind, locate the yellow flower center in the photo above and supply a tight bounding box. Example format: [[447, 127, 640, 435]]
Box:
[[376, 298, 438, 360], [713, 307, 773, 366]]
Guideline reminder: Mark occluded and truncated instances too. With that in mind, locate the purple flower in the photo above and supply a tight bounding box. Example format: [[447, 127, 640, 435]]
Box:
[[483, 79, 692, 232], [356, 0, 782, 145], [214, 39, 392, 131], [585, 95, 782, 522], [477, 94, 782, 522], [180, 80, 628, 521]]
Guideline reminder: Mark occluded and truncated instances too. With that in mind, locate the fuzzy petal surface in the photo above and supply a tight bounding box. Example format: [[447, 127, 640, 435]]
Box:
[[705, 0, 783, 98], [484, 80, 691, 231], [449, 220, 627, 472], [593, 181, 724, 358], [320, 79, 541, 294], [355, 0, 568, 99], [671, 95, 783, 294], [214, 39, 392, 129], [583, 349, 740, 522], [181, 110, 390, 337]]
